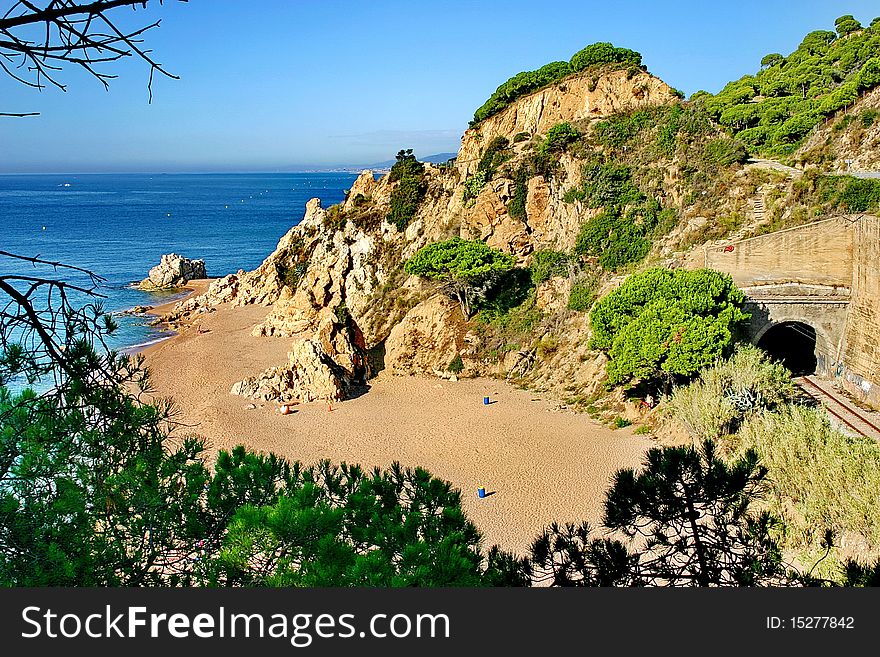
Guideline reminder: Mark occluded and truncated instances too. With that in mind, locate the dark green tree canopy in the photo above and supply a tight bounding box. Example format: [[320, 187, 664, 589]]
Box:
[[404, 238, 516, 318], [760, 52, 784, 68], [569, 42, 641, 72], [835, 15, 862, 37], [705, 17, 880, 155], [532, 440, 788, 587], [387, 148, 427, 231], [589, 268, 748, 384]]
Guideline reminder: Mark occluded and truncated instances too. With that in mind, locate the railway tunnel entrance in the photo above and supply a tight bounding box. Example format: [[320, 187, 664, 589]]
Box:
[[756, 321, 818, 375]]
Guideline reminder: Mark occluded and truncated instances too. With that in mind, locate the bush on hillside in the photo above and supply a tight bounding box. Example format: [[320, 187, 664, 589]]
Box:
[[470, 43, 643, 125], [387, 149, 426, 231], [538, 122, 580, 155], [667, 345, 795, 441], [735, 405, 880, 551], [589, 268, 748, 385]]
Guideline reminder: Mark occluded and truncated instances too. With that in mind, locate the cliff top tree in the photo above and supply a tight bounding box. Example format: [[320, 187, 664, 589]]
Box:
[[470, 42, 644, 125], [589, 268, 748, 386], [387, 149, 426, 231], [404, 238, 515, 318]]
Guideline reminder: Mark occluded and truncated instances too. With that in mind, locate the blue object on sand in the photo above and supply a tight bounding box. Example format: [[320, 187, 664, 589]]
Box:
[[478, 487, 486, 498], [483, 396, 490, 405]]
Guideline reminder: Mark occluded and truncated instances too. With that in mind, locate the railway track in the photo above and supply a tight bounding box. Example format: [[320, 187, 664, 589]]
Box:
[[795, 375, 880, 441]]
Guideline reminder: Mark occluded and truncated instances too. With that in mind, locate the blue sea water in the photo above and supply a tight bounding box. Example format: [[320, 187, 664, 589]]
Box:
[[1, 172, 356, 354]]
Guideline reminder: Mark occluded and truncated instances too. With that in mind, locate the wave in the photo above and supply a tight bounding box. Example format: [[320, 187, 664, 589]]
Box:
[[119, 333, 176, 354]]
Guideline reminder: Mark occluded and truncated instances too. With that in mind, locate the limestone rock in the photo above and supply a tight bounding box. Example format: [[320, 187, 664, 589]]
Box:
[[139, 253, 207, 290], [536, 276, 572, 312], [343, 171, 379, 211], [230, 340, 346, 403], [457, 69, 678, 176], [384, 295, 463, 375], [232, 308, 370, 403]]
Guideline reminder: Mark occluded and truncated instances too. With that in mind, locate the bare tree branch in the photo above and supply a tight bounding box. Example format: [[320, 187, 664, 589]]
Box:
[[0, 0, 184, 114]]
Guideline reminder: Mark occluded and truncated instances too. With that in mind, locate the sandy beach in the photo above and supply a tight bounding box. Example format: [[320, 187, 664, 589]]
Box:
[[141, 289, 652, 554]]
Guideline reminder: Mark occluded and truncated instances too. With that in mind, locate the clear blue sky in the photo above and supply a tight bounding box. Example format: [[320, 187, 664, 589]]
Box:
[[1, 0, 877, 172]]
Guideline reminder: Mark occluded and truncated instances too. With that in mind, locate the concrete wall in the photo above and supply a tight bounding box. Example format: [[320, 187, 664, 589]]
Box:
[[701, 217, 855, 289], [686, 214, 880, 409], [841, 215, 880, 407]]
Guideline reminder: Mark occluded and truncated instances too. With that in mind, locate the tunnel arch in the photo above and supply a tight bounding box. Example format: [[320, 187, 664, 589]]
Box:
[[755, 321, 819, 375]]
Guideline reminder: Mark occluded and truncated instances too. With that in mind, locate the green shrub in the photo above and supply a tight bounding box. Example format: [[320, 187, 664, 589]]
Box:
[[322, 204, 347, 232], [476, 268, 534, 321], [538, 122, 580, 154], [462, 169, 489, 206], [704, 137, 749, 166], [387, 149, 426, 231], [507, 164, 530, 219], [477, 136, 510, 177], [668, 345, 795, 441], [513, 131, 531, 143], [529, 250, 569, 286], [612, 416, 632, 429], [388, 147, 424, 182], [536, 334, 559, 359], [447, 354, 464, 374], [589, 268, 748, 385], [735, 405, 880, 550], [575, 209, 652, 270], [567, 273, 600, 312], [817, 174, 880, 212]]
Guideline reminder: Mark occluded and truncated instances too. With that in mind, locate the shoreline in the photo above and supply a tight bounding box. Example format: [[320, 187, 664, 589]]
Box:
[[139, 293, 653, 553], [121, 279, 213, 356]]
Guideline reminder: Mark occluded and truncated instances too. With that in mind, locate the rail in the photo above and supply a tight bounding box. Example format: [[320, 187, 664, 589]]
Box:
[[796, 375, 880, 440]]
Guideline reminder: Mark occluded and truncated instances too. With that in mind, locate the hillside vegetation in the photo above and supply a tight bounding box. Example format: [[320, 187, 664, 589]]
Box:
[[471, 42, 646, 126], [702, 14, 880, 157]]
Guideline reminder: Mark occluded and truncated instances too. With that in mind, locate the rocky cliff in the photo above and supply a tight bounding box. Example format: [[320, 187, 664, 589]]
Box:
[[457, 68, 678, 175], [161, 65, 759, 409], [139, 253, 207, 290]]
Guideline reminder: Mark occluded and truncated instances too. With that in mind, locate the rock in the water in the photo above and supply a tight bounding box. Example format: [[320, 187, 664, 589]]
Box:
[[139, 253, 207, 290]]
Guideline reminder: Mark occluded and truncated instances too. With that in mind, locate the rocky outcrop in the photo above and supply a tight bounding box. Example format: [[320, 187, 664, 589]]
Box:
[[163, 61, 691, 405], [139, 254, 207, 290], [384, 295, 464, 375], [457, 68, 678, 175], [231, 339, 347, 403], [536, 276, 572, 312], [232, 309, 370, 403]]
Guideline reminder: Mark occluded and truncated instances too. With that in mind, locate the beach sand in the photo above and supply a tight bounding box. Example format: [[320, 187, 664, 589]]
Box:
[[142, 293, 652, 554]]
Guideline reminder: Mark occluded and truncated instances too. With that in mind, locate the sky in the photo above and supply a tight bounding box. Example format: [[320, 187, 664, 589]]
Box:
[[1, 0, 878, 173]]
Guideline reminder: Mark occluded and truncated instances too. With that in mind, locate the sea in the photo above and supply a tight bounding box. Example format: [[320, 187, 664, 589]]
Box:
[[1, 172, 356, 359]]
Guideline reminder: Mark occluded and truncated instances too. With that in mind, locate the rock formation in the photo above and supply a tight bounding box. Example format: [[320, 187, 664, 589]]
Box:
[[159, 64, 761, 405], [139, 253, 207, 290]]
